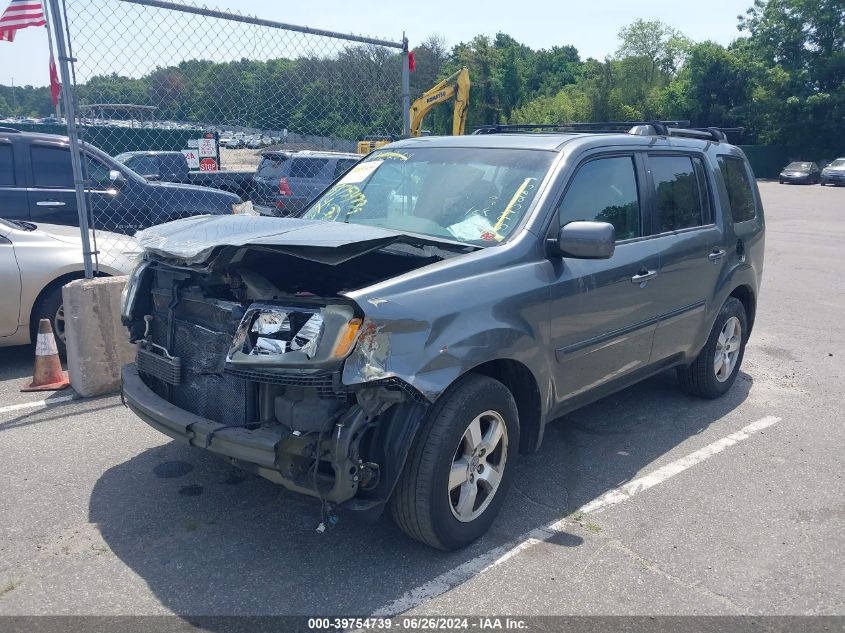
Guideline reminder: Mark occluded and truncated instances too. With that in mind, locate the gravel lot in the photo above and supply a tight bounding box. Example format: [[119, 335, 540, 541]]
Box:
[[0, 181, 843, 620]]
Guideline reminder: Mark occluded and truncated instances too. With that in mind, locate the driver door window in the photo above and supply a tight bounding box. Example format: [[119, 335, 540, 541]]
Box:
[[557, 156, 641, 241]]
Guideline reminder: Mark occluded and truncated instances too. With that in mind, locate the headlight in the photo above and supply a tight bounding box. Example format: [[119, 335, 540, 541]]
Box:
[[227, 304, 358, 363], [120, 259, 150, 322]]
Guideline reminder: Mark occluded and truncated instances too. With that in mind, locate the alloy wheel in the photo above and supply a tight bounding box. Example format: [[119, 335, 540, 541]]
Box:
[[714, 316, 741, 382], [448, 410, 508, 523]]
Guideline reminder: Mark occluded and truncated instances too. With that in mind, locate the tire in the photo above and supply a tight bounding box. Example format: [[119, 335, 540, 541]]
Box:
[[31, 283, 67, 358], [677, 297, 748, 399], [820, 178, 828, 186], [390, 374, 519, 550], [779, 180, 784, 184]]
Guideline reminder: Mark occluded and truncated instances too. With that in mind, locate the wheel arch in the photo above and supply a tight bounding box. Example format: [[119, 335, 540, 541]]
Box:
[[728, 284, 756, 334], [29, 270, 112, 342], [469, 358, 543, 455]]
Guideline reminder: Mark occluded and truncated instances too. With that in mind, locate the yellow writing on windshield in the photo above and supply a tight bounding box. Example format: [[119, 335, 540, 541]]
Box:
[[494, 177, 536, 233]]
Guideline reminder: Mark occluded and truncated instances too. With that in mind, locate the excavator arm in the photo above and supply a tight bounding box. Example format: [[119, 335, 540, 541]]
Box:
[[409, 67, 470, 137]]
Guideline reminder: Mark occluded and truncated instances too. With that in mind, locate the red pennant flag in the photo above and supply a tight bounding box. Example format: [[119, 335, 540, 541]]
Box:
[[408, 50, 416, 72], [49, 54, 60, 106]]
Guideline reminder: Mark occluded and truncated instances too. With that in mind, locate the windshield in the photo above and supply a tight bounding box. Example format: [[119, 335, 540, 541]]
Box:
[[303, 147, 555, 246], [829, 159, 845, 168], [786, 162, 812, 171]]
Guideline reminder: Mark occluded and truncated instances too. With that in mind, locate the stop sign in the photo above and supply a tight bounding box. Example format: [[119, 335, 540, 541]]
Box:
[[199, 158, 218, 172]]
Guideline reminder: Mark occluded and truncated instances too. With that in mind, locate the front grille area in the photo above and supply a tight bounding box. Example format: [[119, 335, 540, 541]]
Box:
[[139, 283, 252, 426], [224, 366, 346, 399]]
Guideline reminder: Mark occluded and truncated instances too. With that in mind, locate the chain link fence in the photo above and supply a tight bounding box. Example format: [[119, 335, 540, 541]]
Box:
[[52, 0, 408, 272]]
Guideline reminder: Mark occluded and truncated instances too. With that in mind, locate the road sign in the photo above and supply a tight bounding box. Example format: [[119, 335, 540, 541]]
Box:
[[187, 139, 199, 148], [181, 149, 200, 169], [199, 157, 218, 171], [198, 137, 217, 158]]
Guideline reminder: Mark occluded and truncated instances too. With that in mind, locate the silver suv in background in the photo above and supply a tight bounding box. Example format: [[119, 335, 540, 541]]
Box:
[[820, 158, 845, 186], [252, 150, 360, 216]]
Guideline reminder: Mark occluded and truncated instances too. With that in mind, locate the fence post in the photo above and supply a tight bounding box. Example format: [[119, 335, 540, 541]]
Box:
[[47, 0, 94, 279], [402, 35, 411, 138]]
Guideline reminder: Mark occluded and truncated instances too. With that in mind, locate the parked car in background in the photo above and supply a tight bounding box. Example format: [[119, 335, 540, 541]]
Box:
[[779, 161, 821, 184], [820, 158, 845, 186], [0, 128, 240, 234], [114, 150, 254, 200], [121, 124, 764, 549], [220, 137, 244, 149], [252, 150, 360, 216], [0, 218, 138, 355]]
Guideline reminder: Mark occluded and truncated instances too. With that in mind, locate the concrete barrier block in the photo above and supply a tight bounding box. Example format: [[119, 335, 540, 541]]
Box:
[[63, 276, 135, 397]]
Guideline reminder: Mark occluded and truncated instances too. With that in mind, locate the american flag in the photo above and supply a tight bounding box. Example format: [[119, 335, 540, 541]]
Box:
[[0, 0, 46, 42]]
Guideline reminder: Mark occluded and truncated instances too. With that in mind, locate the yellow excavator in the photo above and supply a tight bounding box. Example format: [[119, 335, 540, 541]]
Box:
[[356, 67, 471, 154]]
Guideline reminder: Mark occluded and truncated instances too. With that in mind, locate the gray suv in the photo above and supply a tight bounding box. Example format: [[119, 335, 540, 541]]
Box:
[[252, 150, 360, 216], [120, 123, 764, 550]]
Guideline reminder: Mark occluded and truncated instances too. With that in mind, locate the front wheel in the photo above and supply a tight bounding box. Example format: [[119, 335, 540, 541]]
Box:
[[390, 374, 519, 550], [677, 297, 748, 399]]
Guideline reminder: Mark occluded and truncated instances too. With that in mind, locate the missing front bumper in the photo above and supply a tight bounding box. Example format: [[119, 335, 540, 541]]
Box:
[[121, 363, 360, 503]]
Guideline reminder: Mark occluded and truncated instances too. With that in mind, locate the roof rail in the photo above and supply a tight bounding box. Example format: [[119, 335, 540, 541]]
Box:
[[472, 120, 742, 143], [0, 126, 23, 133], [472, 121, 691, 135], [629, 124, 742, 142]]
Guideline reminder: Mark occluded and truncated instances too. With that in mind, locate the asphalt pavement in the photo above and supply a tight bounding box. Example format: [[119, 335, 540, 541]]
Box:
[[0, 181, 842, 620]]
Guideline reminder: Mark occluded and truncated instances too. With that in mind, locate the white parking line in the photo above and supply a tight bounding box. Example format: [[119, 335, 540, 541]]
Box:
[[372, 415, 782, 617], [0, 394, 77, 415]]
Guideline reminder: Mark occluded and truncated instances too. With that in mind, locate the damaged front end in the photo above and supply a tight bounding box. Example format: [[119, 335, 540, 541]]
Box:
[[120, 218, 465, 513]]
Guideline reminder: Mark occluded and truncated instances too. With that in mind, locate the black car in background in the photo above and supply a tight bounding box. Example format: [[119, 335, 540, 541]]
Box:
[[114, 150, 254, 200], [252, 150, 360, 216], [779, 161, 821, 184], [0, 128, 240, 234]]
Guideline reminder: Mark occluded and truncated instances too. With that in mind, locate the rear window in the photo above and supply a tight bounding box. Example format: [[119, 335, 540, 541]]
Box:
[[31, 145, 73, 188], [718, 156, 756, 223], [333, 159, 358, 179], [0, 144, 13, 186], [256, 154, 287, 178], [289, 158, 328, 179]]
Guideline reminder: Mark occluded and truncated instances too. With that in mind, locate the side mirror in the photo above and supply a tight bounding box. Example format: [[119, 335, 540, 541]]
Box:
[[109, 169, 127, 188], [548, 221, 615, 259]]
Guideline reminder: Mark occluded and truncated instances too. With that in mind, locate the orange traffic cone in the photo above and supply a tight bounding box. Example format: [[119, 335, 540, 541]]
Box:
[[21, 319, 70, 392]]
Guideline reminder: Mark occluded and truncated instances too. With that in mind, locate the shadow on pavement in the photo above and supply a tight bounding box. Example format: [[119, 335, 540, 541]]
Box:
[[0, 345, 38, 382], [89, 368, 752, 619]]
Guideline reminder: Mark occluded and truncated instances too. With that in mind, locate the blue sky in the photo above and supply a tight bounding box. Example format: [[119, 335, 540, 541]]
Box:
[[0, 0, 754, 87]]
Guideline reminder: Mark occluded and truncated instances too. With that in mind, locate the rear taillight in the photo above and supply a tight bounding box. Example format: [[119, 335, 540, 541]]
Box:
[[279, 176, 292, 196]]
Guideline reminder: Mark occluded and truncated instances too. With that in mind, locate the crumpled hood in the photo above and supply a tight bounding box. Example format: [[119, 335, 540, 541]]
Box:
[[135, 214, 465, 265]]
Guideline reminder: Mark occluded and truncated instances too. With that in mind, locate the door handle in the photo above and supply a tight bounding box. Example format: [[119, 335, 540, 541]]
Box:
[[631, 269, 658, 284], [36, 200, 66, 207], [708, 249, 726, 262]]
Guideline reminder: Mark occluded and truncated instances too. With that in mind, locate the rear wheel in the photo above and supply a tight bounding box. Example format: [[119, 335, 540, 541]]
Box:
[[677, 297, 748, 399], [390, 374, 518, 550]]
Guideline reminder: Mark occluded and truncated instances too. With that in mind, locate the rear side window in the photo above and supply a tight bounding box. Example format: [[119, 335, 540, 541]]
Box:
[[333, 159, 358, 179], [558, 156, 641, 241], [256, 154, 287, 178], [31, 145, 73, 188], [649, 155, 706, 232], [289, 158, 328, 179], [718, 156, 756, 223], [0, 144, 14, 185]]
